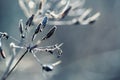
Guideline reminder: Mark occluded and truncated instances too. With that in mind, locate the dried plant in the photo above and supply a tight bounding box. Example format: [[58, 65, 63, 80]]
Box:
[[18, 0, 101, 25], [0, 15, 62, 80], [0, 0, 101, 80]]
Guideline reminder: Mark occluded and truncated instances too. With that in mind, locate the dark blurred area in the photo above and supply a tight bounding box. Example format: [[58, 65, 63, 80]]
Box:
[[0, 0, 120, 80]]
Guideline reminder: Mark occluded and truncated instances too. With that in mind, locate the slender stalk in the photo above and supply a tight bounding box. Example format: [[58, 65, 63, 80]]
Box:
[[1, 55, 15, 80], [1, 50, 28, 80]]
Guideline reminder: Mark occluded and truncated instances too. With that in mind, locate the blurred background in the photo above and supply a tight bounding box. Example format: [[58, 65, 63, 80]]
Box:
[[0, 0, 120, 80]]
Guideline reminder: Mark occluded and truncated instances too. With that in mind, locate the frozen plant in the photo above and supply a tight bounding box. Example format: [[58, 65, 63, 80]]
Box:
[[19, 0, 101, 25], [0, 15, 63, 80]]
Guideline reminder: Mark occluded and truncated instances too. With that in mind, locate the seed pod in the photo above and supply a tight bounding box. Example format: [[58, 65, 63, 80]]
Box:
[[36, 23, 41, 33], [32, 34, 36, 41], [42, 16, 48, 28], [19, 19, 24, 34], [32, 23, 41, 41], [61, 6, 71, 19], [39, 1, 42, 10], [0, 47, 6, 59], [19, 19, 25, 38], [26, 14, 34, 27], [2, 32, 9, 39], [42, 26, 57, 40], [42, 64, 53, 72], [42, 61, 61, 72], [38, 0, 46, 14]]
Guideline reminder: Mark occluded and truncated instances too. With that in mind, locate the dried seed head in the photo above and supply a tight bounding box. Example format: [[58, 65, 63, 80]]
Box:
[[38, 0, 46, 14], [26, 14, 34, 27], [61, 6, 71, 19], [19, 19, 24, 34], [42, 26, 57, 40], [32, 23, 41, 41], [19, 19, 25, 38], [35, 23, 41, 34], [42, 16, 48, 28], [32, 34, 36, 41], [42, 60, 61, 72]]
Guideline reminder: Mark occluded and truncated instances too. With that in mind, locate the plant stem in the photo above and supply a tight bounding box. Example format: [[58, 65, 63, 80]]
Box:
[[1, 55, 15, 80], [1, 50, 28, 80]]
